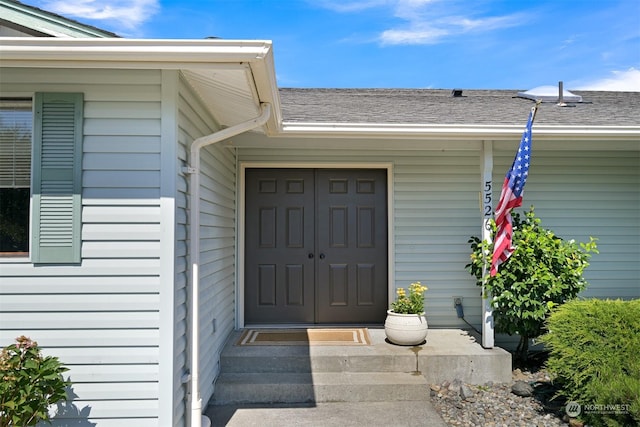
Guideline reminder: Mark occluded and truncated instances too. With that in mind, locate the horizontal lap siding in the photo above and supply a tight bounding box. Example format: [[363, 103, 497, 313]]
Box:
[[395, 153, 482, 327], [495, 147, 640, 300], [238, 148, 481, 328], [177, 78, 238, 416], [0, 68, 164, 425]]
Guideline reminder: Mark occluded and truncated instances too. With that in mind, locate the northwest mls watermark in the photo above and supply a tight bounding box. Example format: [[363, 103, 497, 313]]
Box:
[[565, 401, 631, 417]]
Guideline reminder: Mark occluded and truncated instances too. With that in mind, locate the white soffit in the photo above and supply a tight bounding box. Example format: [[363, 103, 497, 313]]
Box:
[[182, 68, 263, 131]]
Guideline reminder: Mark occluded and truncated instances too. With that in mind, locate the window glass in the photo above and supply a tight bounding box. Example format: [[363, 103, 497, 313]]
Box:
[[0, 99, 32, 254]]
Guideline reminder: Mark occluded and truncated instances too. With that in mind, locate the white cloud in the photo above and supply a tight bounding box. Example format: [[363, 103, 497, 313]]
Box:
[[452, 15, 522, 32], [40, 0, 159, 31], [315, 0, 391, 13], [378, 12, 523, 45], [575, 68, 640, 92], [380, 26, 448, 45], [318, 0, 524, 46]]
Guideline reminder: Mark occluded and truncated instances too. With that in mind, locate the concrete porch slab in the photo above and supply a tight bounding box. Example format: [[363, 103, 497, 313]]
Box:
[[221, 327, 512, 385]]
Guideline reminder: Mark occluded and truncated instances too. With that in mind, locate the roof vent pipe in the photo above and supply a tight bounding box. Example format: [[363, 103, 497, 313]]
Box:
[[558, 81, 564, 105]]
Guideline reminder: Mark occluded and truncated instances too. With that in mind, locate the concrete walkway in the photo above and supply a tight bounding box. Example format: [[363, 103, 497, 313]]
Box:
[[208, 401, 447, 427]]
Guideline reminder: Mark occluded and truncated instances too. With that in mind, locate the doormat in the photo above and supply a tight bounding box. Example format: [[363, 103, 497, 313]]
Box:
[[236, 328, 371, 346]]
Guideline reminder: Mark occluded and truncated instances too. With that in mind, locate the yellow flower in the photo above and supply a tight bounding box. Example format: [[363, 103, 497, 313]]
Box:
[[391, 281, 428, 314]]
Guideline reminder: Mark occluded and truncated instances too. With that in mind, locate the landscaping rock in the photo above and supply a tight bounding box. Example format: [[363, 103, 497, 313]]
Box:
[[430, 367, 565, 427], [511, 380, 534, 397], [459, 384, 475, 400]]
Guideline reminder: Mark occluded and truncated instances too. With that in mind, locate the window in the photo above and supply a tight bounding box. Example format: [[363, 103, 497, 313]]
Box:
[[0, 93, 83, 263], [0, 99, 32, 255]]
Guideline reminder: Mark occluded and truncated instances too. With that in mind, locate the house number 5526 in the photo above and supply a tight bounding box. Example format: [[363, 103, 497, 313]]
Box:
[[483, 181, 492, 218]]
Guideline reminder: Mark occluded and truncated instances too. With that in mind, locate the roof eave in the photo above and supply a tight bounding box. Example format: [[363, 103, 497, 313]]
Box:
[[0, 37, 281, 134]]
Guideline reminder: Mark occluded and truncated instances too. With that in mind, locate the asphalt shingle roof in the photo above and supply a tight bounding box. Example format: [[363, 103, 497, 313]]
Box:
[[279, 88, 640, 127]]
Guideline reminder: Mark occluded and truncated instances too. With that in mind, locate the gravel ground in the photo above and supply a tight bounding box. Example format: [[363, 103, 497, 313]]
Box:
[[430, 358, 572, 427]]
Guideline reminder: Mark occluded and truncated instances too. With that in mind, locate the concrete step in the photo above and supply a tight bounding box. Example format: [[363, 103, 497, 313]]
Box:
[[220, 352, 420, 374], [209, 328, 511, 407], [212, 371, 430, 405]]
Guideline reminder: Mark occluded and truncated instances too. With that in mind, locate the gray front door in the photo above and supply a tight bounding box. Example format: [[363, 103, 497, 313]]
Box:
[[245, 168, 388, 324]]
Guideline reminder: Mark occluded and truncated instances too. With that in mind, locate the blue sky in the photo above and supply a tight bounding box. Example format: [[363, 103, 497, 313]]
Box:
[[23, 0, 640, 90]]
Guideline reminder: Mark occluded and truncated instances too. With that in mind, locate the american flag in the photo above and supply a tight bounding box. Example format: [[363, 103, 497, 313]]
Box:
[[490, 105, 538, 276]]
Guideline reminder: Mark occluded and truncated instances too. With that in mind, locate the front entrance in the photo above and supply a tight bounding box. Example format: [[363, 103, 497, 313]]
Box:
[[245, 168, 388, 324]]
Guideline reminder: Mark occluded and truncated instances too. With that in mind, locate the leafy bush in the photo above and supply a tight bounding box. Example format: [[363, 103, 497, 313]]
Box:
[[467, 207, 598, 361], [0, 336, 70, 427], [540, 299, 640, 427]]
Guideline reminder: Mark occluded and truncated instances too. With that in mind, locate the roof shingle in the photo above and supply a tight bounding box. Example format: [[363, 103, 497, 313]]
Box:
[[279, 88, 640, 127]]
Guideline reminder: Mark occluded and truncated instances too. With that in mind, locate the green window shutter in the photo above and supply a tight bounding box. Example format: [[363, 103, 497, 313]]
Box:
[[32, 93, 83, 264]]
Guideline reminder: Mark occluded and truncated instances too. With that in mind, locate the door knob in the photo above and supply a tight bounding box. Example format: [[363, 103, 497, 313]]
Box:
[[319, 253, 326, 259], [308, 253, 314, 259]]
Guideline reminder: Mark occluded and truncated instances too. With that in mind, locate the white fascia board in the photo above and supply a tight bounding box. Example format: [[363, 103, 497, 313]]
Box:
[[0, 37, 273, 68], [280, 122, 640, 141]]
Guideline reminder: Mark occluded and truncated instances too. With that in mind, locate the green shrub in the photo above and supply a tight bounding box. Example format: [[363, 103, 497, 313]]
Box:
[[0, 336, 70, 427], [540, 299, 640, 427], [467, 207, 598, 361]]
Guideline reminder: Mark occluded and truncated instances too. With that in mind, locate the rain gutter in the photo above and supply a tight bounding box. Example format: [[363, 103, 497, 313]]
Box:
[[184, 102, 271, 427], [279, 122, 640, 140], [0, 37, 275, 65]]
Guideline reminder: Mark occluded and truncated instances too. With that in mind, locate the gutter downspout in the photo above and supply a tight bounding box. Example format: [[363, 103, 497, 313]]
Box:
[[185, 103, 271, 427]]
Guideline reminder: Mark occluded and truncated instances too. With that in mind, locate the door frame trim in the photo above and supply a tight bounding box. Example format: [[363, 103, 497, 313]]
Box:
[[237, 162, 395, 328]]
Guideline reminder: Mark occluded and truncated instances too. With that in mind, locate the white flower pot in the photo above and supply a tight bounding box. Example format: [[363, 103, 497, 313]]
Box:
[[384, 310, 428, 345]]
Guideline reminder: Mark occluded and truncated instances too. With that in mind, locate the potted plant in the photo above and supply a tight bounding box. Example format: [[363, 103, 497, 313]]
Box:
[[385, 282, 429, 345]]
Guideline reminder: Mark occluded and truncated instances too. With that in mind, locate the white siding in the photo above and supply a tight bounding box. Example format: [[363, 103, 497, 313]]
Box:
[[160, 70, 182, 427], [176, 75, 238, 416], [199, 142, 237, 403], [494, 145, 640, 300], [394, 151, 483, 327], [0, 68, 166, 425], [174, 78, 193, 427]]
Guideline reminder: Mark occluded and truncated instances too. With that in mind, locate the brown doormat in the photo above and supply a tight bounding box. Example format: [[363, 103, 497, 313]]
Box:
[[236, 328, 371, 346]]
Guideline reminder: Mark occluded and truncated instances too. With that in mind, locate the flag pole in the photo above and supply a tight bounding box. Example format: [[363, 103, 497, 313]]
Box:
[[481, 101, 540, 348], [480, 140, 494, 348], [532, 99, 541, 119]]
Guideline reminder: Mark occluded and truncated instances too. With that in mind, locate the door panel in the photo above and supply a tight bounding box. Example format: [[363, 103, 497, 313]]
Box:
[[316, 169, 388, 323], [245, 169, 315, 323], [245, 168, 387, 324]]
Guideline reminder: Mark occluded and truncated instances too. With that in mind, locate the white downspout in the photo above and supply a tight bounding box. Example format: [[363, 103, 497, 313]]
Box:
[[186, 103, 271, 427]]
